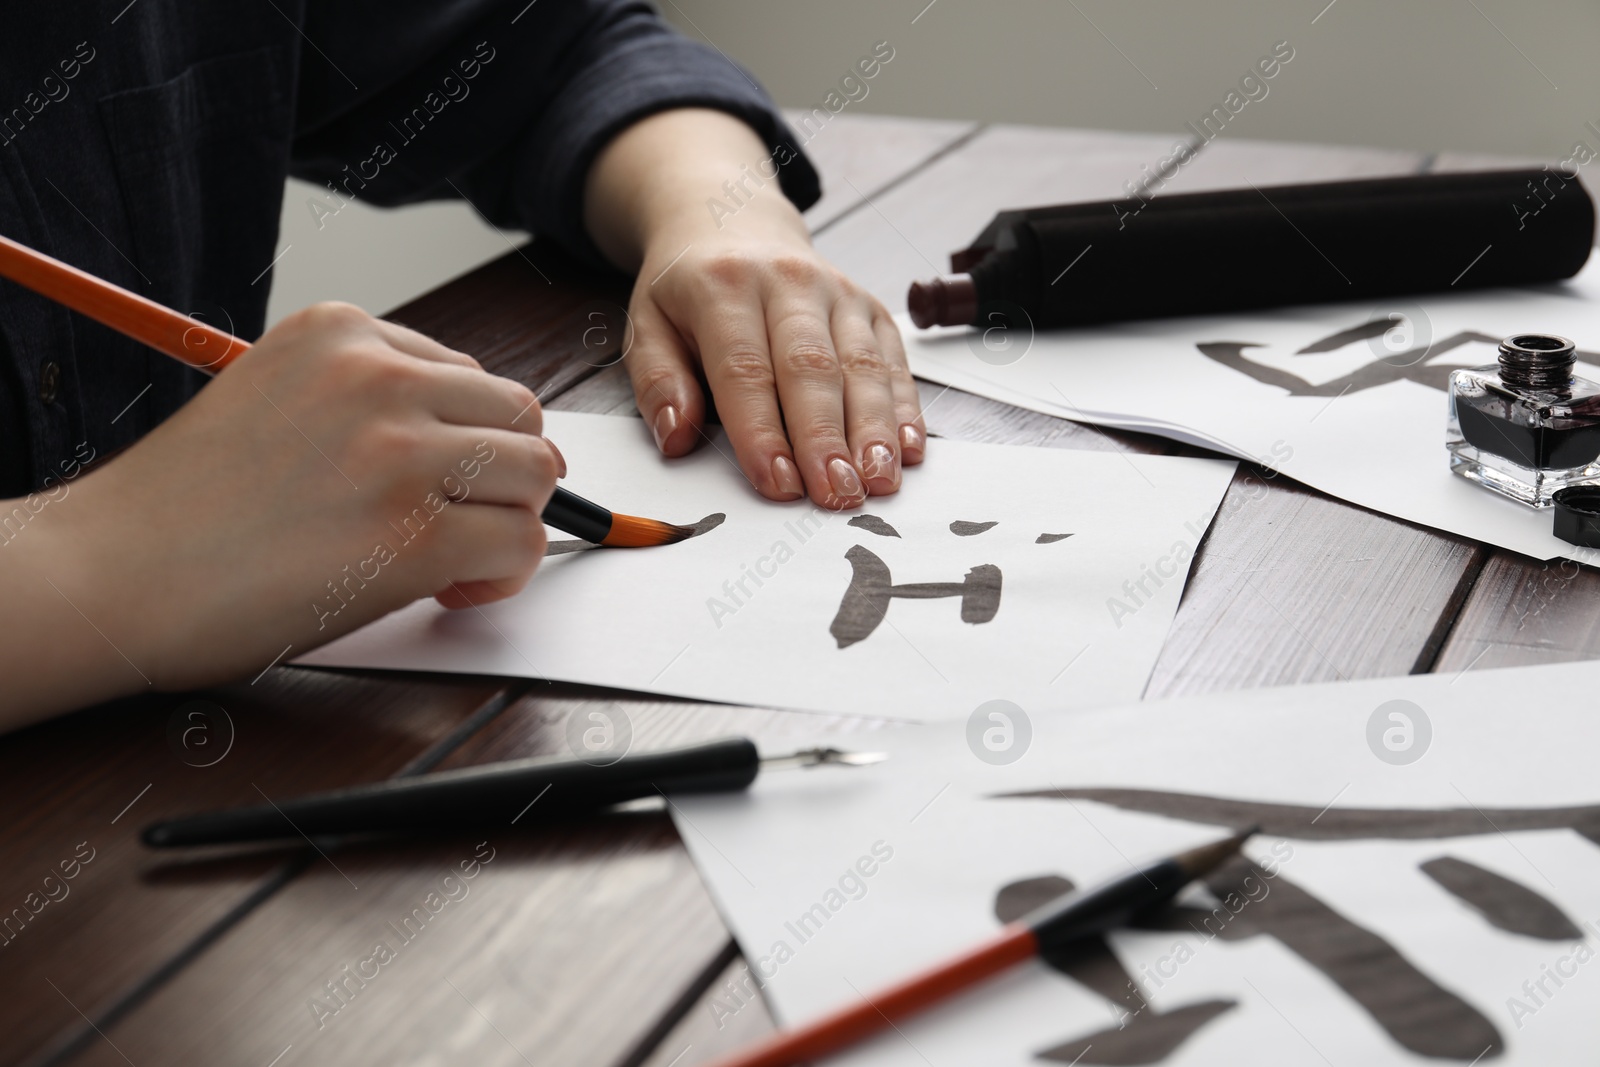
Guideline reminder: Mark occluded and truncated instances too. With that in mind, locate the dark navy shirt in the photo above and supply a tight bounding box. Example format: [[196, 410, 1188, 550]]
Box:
[[0, 0, 818, 497]]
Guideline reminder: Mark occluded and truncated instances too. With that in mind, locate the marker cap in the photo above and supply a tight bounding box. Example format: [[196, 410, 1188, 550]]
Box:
[[907, 275, 978, 329]]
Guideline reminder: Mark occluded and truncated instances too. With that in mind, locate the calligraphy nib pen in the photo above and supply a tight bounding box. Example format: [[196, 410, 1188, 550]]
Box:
[[141, 739, 888, 847], [0, 232, 692, 549], [700, 828, 1256, 1067]]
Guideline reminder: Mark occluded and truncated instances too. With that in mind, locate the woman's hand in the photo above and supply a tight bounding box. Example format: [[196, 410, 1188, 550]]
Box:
[[0, 303, 561, 727], [585, 108, 926, 510]]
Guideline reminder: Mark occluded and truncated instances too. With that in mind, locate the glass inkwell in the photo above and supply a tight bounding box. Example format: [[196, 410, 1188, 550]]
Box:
[[1447, 333, 1600, 507]]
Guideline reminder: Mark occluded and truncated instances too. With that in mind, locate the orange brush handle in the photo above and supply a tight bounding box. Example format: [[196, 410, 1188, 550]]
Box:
[[0, 232, 247, 375], [702, 924, 1039, 1067]]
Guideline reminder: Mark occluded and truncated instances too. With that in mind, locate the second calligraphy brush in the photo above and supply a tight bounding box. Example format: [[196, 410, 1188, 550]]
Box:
[[699, 828, 1255, 1067], [0, 231, 694, 548]]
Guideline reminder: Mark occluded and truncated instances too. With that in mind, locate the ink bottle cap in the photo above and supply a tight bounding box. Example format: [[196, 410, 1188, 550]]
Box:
[[1497, 333, 1577, 390], [1552, 485, 1600, 547]]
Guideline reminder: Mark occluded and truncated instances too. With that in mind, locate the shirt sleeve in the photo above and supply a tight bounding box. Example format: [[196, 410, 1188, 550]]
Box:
[[289, 0, 820, 268]]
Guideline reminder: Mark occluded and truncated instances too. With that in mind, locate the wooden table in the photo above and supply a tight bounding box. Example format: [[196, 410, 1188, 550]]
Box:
[[7, 114, 1596, 1067]]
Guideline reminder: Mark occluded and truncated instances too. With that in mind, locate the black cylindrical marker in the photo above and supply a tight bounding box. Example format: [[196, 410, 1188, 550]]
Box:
[[908, 170, 1594, 330]]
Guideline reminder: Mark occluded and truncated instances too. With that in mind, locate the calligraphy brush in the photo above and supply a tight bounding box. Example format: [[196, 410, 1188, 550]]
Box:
[[141, 738, 888, 847], [0, 232, 694, 548], [699, 828, 1256, 1067]]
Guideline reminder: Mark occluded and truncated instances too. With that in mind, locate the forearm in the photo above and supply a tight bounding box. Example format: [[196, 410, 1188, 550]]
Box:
[[583, 107, 808, 271], [0, 497, 136, 731]]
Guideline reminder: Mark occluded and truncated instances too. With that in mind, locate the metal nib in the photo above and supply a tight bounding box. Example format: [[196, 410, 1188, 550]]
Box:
[[761, 747, 891, 770]]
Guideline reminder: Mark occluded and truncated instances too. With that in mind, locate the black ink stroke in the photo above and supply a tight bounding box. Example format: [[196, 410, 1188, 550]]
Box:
[[848, 514, 901, 538], [995, 875, 1236, 1065], [1294, 316, 1403, 355], [1199, 325, 1600, 398], [990, 785, 1600, 1061], [950, 520, 1000, 536], [828, 545, 1001, 649], [998, 787, 1600, 845], [1421, 855, 1582, 941]]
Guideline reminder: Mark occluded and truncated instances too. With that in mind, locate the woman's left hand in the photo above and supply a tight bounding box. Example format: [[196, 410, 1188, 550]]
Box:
[[585, 108, 926, 510]]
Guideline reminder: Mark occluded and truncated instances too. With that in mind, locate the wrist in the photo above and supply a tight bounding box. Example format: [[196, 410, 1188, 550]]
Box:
[[586, 107, 804, 270], [641, 187, 809, 265], [0, 478, 142, 727]]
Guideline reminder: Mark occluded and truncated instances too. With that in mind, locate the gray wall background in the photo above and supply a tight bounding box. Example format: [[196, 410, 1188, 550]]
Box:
[[660, 0, 1596, 156], [268, 0, 1598, 325]]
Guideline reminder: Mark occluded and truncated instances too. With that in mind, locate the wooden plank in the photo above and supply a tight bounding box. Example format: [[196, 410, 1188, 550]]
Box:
[[545, 362, 639, 416], [382, 244, 629, 397], [634, 953, 777, 1067], [813, 124, 1426, 312], [1146, 477, 1486, 696], [63, 689, 876, 1067], [1431, 552, 1600, 673], [780, 110, 980, 231], [3, 668, 505, 1067]]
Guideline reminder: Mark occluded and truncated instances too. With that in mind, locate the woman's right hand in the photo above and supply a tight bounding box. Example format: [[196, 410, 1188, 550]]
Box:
[[0, 302, 561, 727]]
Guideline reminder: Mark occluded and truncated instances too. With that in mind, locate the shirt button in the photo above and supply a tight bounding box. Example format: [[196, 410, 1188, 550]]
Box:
[[39, 361, 60, 405]]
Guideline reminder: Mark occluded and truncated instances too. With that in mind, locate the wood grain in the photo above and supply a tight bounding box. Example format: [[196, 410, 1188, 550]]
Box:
[[1431, 551, 1600, 673], [383, 244, 629, 397], [64, 689, 877, 1067], [1146, 476, 1487, 696], [781, 110, 980, 232], [635, 952, 777, 1067], [3, 668, 505, 1067]]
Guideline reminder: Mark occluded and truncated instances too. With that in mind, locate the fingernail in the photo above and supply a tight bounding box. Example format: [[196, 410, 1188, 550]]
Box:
[[771, 455, 803, 498], [899, 423, 925, 459], [652, 405, 680, 451], [544, 437, 567, 478], [861, 443, 899, 491], [827, 456, 864, 502]]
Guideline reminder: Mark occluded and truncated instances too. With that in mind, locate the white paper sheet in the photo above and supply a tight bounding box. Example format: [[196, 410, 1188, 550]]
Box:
[[903, 259, 1600, 560], [674, 660, 1600, 1065], [297, 411, 1235, 722]]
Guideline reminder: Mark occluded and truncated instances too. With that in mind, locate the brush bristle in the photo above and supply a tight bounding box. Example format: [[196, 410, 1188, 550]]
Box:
[[1173, 826, 1256, 878], [601, 513, 698, 548]]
